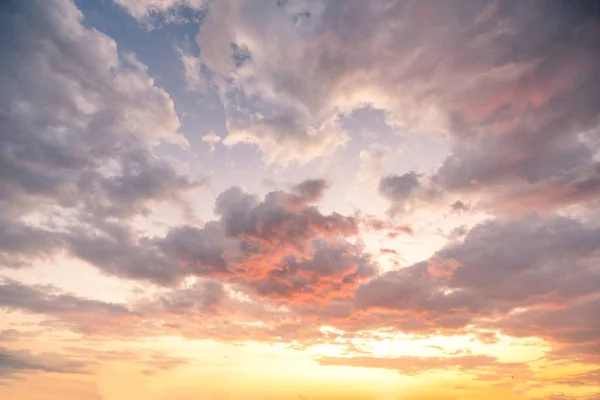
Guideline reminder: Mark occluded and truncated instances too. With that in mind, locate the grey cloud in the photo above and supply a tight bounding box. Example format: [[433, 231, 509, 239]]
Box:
[[379, 173, 420, 202], [450, 200, 470, 213], [289, 179, 329, 205], [65, 225, 186, 286], [122, 0, 600, 214], [357, 214, 600, 336], [378, 172, 441, 214], [0, 279, 133, 335], [0, 279, 130, 317], [157, 223, 231, 277], [0, 216, 63, 269], [379, 172, 421, 214], [192, 0, 600, 214], [0, 0, 200, 274], [497, 295, 600, 359], [0, 346, 88, 378], [214, 184, 357, 249], [0, 1, 190, 205], [77, 152, 200, 218], [153, 279, 226, 314], [115, 0, 600, 216], [50, 181, 361, 288]]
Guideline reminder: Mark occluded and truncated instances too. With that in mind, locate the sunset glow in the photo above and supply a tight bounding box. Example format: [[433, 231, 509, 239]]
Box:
[[1, 1, 600, 399]]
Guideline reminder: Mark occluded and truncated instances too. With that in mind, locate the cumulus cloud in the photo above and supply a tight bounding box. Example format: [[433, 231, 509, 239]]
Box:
[[189, 0, 600, 217], [12, 180, 367, 295], [115, 0, 600, 210], [0, 0, 201, 277], [356, 214, 600, 357], [0, 0, 193, 208]]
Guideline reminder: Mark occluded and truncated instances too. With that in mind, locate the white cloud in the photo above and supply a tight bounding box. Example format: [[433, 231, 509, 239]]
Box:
[[201, 131, 221, 152], [113, 0, 207, 21]]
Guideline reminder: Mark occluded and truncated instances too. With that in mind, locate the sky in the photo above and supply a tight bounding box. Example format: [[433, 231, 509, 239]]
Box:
[[1, 0, 600, 399]]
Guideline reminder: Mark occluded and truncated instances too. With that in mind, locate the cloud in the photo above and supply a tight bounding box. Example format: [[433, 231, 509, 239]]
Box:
[[379, 173, 421, 203], [64, 221, 189, 285], [113, 0, 207, 21], [498, 295, 600, 361], [183, 0, 600, 220], [379, 172, 421, 215], [0, 279, 130, 318], [177, 45, 209, 92], [357, 144, 390, 183], [201, 132, 222, 152], [450, 200, 470, 213], [0, 0, 202, 277], [0, 279, 145, 336], [0, 0, 193, 214], [222, 110, 349, 165], [318, 354, 528, 376], [379, 172, 441, 215], [214, 184, 357, 250], [246, 240, 377, 303], [285, 179, 329, 208], [23, 180, 365, 293], [153, 279, 226, 314], [359, 216, 413, 237], [115, 0, 600, 213], [0, 216, 63, 269], [0, 346, 89, 378], [2, 1, 600, 385], [356, 214, 600, 345]]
